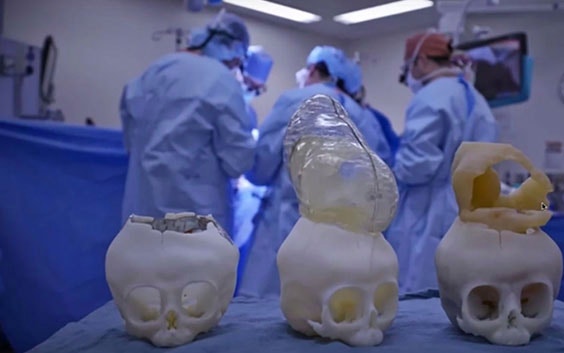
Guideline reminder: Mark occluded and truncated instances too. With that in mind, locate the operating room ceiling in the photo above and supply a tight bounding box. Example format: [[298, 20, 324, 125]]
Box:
[[206, 0, 564, 40], [219, 0, 440, 40]]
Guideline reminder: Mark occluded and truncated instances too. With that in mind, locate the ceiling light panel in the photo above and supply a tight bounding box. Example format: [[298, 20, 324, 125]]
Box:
[[334, 0, 434, 25], [223, 0, 322, 23]]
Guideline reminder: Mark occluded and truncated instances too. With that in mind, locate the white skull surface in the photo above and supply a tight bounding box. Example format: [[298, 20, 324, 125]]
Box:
[[436, 220, 563, 346], [105, 212, 239, 347], [435, 142, 562, 346], [277, 217, 399, 347]]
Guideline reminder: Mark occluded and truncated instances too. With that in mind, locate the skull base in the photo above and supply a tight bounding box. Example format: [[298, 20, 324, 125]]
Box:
[[436, 218, 563, 346], [277, 217, 399, 346]]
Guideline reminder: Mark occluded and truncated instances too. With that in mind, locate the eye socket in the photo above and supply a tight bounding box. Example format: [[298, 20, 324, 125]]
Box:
[[541, 202, 548, 211]]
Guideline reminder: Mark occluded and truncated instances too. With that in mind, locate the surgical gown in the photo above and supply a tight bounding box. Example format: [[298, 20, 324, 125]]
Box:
[[237, 82, 390, 298], [245, 104, 258, 131], [386, 76, 498, 294], [120, 52, 255, 235], [366, 105, 400, 165]]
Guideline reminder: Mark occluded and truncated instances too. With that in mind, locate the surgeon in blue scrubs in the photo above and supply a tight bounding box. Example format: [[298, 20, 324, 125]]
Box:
[[354, 85, 400, 165], [238, 46, 390, 298], [367, 106, 399, 165], [340, 61, 393, 166], [240, 46, 274, 134], [232, 46, 273, 294], [385, 31, 498, 294], [119, 11, 255, 235]]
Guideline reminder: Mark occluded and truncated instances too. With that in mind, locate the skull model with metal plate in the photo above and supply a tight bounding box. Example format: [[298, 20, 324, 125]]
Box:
[[435, 142, 562, 346], [105, 212, 239, 347], [276, 94, 400, 346]]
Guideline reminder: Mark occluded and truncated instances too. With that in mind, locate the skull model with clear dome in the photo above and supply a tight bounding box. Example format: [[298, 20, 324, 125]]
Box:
[[277, 94, 400, 346], [435, 142, 562, 346], [105, 212, 239, 347]]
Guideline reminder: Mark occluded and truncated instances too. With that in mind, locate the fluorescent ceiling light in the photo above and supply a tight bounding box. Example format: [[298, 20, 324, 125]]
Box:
[[222, 0, 322, 24], [333, 0, 434, 25]]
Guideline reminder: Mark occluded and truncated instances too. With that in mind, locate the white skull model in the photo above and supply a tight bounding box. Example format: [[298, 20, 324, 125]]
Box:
[[277, 218, 399, 346], [435, 142, 563, 346], [277, 94, 399, 346], [105, 212, 239, 347]]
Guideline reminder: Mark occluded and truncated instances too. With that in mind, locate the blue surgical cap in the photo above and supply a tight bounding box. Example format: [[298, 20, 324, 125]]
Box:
[[343, 59, 363, 95], [244, 46, 273, 85], [188, 11, 250, 62], [306, 46, 347, 81]]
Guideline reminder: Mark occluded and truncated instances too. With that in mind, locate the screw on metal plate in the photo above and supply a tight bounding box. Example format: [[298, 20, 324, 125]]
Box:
[[153, 217, 201, 233], [129, 213, 234, 244]]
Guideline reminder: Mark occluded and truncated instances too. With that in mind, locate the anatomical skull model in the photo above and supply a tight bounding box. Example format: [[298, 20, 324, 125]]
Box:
[[435, 142, 563, 346], [105, 212, 239, 347], [277, 94, 400, 346]]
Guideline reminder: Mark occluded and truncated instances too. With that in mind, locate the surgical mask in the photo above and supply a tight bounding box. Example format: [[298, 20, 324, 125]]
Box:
[[295, 68, 309, 88], [406, 72, 424, 94], [407, 67, 463, 94]]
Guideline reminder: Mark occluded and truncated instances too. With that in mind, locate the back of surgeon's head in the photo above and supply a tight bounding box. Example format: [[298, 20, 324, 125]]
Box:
[[403, 31, 454, 80], [303, 46, 364, 103], [303, 46, 348, 87], [337, 58, 363, 101], [187, 10, 250, 69]]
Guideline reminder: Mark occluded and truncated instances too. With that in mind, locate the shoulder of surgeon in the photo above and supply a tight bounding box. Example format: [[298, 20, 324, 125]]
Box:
[[410, 76, 469, 111], [413, 76, 494, 121], [468, 83, 494, 112], [337, 93, 376, 130], [136, 52, 240, 97], [276, 84, 366, 122], [275, 83, 339, 109], [260, 83, 338, 131], [340, 93, 364, 116]]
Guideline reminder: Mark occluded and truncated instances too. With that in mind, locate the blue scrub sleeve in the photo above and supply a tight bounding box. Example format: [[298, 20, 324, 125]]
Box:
[[371, 107, 400, 155], [245, 96, 292, 185], [212, 88, 257, 179], [213, 108, 256, 178], [393, 101, 446, 186], [472, 113, 499, 143]]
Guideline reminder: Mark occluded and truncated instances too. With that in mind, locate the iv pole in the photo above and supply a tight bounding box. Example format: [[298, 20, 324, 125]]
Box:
[[151, 0, 226, 51], [151, 27, 190, 51]]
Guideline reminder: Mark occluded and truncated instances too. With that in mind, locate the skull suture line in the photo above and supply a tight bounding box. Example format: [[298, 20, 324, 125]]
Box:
[[105, 212, 239, 347], [435, 142, 563, 346], [277, 94, 399, 346]]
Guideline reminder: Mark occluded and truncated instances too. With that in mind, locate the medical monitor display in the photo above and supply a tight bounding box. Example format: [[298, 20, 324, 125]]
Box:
[[456, 32, 530, 107]]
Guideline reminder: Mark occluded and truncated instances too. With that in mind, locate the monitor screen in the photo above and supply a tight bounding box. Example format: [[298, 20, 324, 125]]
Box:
[[456, 32, 529, 106]]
